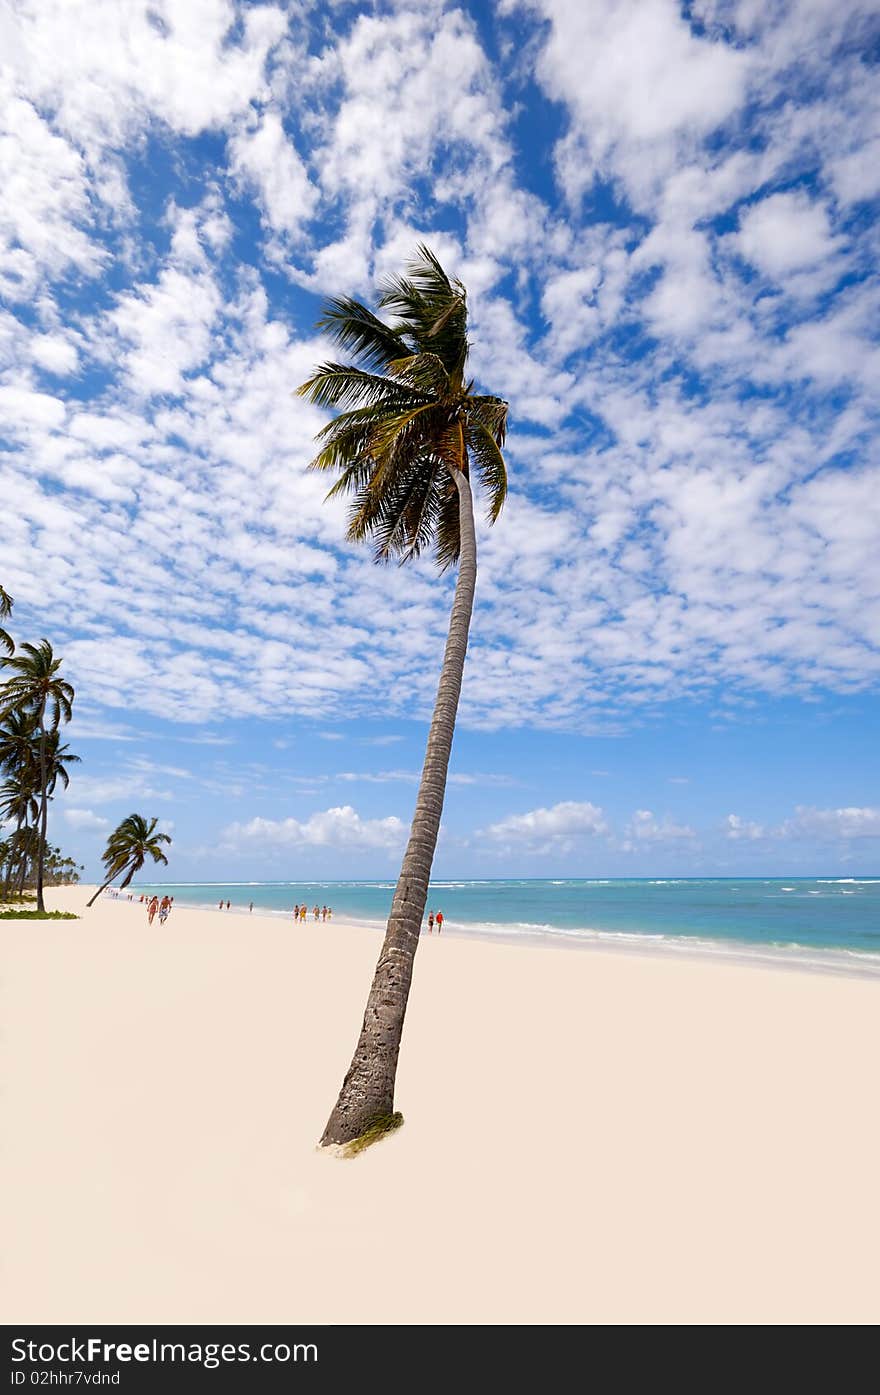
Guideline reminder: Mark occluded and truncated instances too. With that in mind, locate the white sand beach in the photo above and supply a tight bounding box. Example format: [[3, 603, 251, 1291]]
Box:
[[2, 886, 878, 1325]]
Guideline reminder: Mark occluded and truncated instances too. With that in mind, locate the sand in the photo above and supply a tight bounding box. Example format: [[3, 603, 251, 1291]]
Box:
[[2, 885, 878, 1324]]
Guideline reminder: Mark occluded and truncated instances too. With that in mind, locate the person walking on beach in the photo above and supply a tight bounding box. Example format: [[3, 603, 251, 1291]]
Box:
[[218, 899, 223, 910], [147, 895, 159, 926], [321, 905, 327, 921], [436, 910, 443, 934], [226, 899, 231, 910], [313, 904, 320, 920], [249, 900, 254, 913], [427, 912, 434, 933]]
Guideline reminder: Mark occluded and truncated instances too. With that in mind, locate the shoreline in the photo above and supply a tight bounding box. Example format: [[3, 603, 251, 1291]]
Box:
[[3, 885, 879, 1323], [116, 885, 880, 982]]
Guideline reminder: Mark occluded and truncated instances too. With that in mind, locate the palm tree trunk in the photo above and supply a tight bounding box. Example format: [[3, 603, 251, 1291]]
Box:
[[2, 814, 23, 898], [36, 700, 48, 913], [86, 880, 112, 908], [320, 466, 477, 1147], [87, 859, 136, 908]]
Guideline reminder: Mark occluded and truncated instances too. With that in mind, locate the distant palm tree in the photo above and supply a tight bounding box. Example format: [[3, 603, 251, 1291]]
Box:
[[86, 814, 171, 907], [0, 777, 39, 897], [0, 585, 13, 657], [0, 712, 78, 897], [297, 246, 509, 1147], [0, 640, 74, 911]]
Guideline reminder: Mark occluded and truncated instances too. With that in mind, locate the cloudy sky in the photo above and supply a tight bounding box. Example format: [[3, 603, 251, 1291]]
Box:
[[2, 0, 878, 879]]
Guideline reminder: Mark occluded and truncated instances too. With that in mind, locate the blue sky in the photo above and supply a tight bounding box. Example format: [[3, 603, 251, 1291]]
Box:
[[1, 0, 879, 879]]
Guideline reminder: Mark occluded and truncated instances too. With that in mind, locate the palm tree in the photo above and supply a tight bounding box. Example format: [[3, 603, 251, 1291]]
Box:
[[86, 814, 171, 907], [0, 585, 13, 657], [0, 778, 39, 897], [0, 707, 40, 898], [44, 729, 80, 803], [297, 246, 509, 1147], [0, 640, 74, 911]]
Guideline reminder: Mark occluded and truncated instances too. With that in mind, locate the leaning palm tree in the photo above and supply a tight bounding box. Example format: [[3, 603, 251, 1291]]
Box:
[[86, 814, 171, 907], [0, 585, 13, 657], [0, 640, 74, 911], [297, 246, 509, 1147]]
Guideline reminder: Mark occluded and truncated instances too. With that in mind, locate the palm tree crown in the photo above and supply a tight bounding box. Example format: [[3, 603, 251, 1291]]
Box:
[[0, 707, 38, 779], [43, 729, 81, 794], [103, 814, 171, 884], [1, 640, 74, 725], [297, 244, 508, 568]]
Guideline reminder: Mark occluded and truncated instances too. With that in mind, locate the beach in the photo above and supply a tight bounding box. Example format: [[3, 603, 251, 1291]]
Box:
[[3, 886, 879, 1324]]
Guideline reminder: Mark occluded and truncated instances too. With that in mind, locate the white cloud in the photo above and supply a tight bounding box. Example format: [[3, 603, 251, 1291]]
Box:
[[484, 800, 608, 852], [782, 806, 880, 841], [0, 0, 877, 752], [224, 805, 406, 851], [626, 810, 696, 842], [736, 192, 840, 278], [30, 332, 80, 376], [725, 813, 764, 841], [512, 0, 749, 203], [228, 110, 317, 240], [62, 808, 110, 832]]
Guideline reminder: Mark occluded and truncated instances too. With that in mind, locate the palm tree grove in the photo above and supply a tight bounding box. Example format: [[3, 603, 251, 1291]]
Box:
[[0, 590, 168, 915], [298, 247, 509, 1148]]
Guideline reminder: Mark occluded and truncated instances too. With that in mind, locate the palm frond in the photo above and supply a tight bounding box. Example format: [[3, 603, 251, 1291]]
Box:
[[296, 363, 426, 412], [316, 297, 411, 370], [467, 394, 509, 446], [466, 422, 508, 523], [386, 352, 452, 397]]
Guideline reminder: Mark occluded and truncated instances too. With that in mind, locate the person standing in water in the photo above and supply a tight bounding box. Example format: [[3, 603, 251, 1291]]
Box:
[[249, 900, 254, 913]]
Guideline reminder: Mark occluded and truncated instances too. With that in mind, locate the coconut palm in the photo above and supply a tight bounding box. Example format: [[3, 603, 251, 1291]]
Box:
[[0, 585, 13, 657], [0, 706, 39, 780], [86, 814, 171, 907], [297, 246, 509, 1146], [0, 640, 74, 911], [44, 729, 80, 798], [0, 777, 39, 897], [0, 707, 40, 897]]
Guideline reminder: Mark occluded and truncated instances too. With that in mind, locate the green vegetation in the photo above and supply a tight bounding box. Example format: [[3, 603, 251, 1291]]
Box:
[[298, 247, 509, 1148], [0, 909, 78, 920], [0, 590, 82, 907], [341, 1113, 404, 1159]]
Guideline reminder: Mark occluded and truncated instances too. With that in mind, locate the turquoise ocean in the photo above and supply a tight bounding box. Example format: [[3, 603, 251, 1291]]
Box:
[[131, 876, 880, 977]]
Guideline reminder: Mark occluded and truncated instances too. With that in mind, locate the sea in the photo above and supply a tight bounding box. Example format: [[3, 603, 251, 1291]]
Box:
[[130, 876, 880, 978]]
